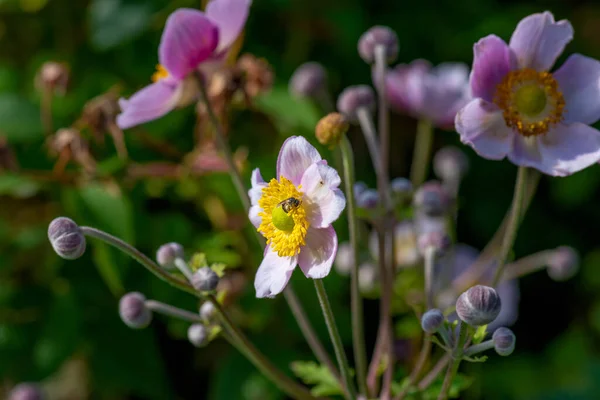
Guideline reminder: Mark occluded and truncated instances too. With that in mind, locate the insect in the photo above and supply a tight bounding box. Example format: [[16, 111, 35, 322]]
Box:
[[278, 197, 302, 213]]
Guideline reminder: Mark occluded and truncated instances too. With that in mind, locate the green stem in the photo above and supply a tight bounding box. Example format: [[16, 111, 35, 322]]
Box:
[[410, 119, 434, 187], [463, 340, 494, 357], [424, 247, 436, 310], [339, 136, 368, 396], [437, 322, 468, 400], [491, 166, 528, 287], [314, 279, 357, 400], [145, 300, 203, 322], [417, 354, 450, 390]]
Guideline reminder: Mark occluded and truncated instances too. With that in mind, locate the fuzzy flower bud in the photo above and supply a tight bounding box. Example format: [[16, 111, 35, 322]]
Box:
[[547, 246, 579, 282], [456, 285, 501, 327], [200, 301, 216, 322], [316, 112, 349, 147], [421, 309, 444, 333], [192, 267, 219, 292], [289, 62, 327, 98], [433, 146, 469, 182], [417, 231, 451, 255], [391, 177, 412, 197], [337, 85, 376, 121], [413, 181, 451, 216], [156, 242, 184, 270], [358, 26, 399, 64], [493, 327, 516, 356], [9, 383, 45, 400], [119, 292, 152, 329], [188, 323, 209, 347], [48, 217, 86, 260], [356, 189, 379, 209]]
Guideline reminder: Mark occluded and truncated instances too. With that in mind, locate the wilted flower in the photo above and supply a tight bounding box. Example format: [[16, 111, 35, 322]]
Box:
[[117, 0, 252, 129], [384, 59, 470, 128], [249, 136, 346, 298], [456, 11, 600, 176]]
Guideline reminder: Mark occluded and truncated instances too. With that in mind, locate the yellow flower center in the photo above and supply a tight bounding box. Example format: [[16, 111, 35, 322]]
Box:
[[257, 177, 309, 257], [494, 68, 565, 137], [151, 64, 169, 82]]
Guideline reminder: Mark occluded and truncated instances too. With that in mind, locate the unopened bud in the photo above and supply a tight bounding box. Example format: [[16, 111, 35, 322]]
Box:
[[417, 231, 451, 255], [200, 301, 216, 322], [119, 292, 152, 329], [156, 242, 184, 270], [37, 61, 69, 95], [413, 181, 451, 216], [391, 177, 412, 197], [547, 246, 579, 281], [289, 62, 327, 98], [421, 309, 444, 333], [48, 217, 86, 260], [9, 383, 44, 400], [316, 112, 349, 147], [356, 189, 379, 209], [188, 323, 209, 347], [456, 285, 501, 327], [337, 85, 376, 121], [192, 267, 219, 292], [358, 26, 399, 64], [354, 181, 368, 199], [433, 146, 469, 182], [492, 327, 516, 356]]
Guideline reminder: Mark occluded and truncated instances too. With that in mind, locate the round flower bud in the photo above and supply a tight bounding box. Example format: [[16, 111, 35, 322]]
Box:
[[188, 323, 209, 347], [417, 231, 451, 256], [433, 146, 469, 182], [9, 383, 45, 400], [358, 26, 399, 64], [413, 181, 451, 216], [48, 217, 86, 260], [353, 181, 368, 199], [200, 301, 216, 322], [316, 112, 349, 147], [192, 267, 219, 292], [337, 85, 376, 121], [391, 177, 412, 197], [289, 62, 327, 98], [356, 189, 379, 209], [456, 285, 501, 327], [421, 309, 444, 333], [492, 327, 516, 356], [547, 246, 579, 282], [119, 292, 152, 329], [156, 242, 184, 270]]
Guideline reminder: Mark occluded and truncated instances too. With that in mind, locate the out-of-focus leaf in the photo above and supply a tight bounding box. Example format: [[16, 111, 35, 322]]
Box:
[[395, 316, 421, 339], [550, 167, 600, 209], [88, 0, 153, 51], [418, 373, 473, 399], [0, 174, 40, 198], [254, 87, 320, 135], [78, 183, 134, 242], [0, 94, 43, 142], [290, 361, 343, 397], [91, 242, 124, 297]]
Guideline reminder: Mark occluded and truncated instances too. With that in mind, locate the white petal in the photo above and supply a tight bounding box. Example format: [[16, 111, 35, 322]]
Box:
[[276, 136, 322, 185], [298, 226, 337, 279], [254, 248, 297, 298]]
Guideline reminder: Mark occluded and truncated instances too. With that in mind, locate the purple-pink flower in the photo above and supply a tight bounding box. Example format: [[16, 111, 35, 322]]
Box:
[[249, 136, 346, 298], [456, 11, 600, 176], [384, 60, 471, 129], [117, 0, 252, 129]]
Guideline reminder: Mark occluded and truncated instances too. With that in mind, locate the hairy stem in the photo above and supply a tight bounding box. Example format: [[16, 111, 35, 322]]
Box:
[[145, 300, 203, 322], [410, 119, 433, 187], [437, 322, 468, 400]]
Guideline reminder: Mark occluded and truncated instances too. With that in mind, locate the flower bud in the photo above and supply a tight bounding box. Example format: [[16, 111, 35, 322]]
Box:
[[417, 231, 451, 255], [337, 85, 376, 121], [37, 61, 69, 95], [9, 383, 45, 400], [188, 323, 209, 347], [356, 189, 379, 209], [456, 285, 501, 327], [192, 267, 219, 292], [48, 217, 86, 260], [353, 181, 368, 199], [421, 309, 444, 333], [316, 112, 349, 147], [547, 246, 579, 282], [334, 242, 354, 276], [433, 146, 469, 182], [492, 327, 516, 356], [156, 242, 184, 270], [119, 292, 152, 329], [391, 177, 412, 197], [289, 62, 327, 98], [413, 181, 451, 216], [200, 301, 216, 321], [358, 26, 399, 64]]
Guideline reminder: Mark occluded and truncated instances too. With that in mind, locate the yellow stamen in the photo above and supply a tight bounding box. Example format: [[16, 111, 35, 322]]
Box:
[[494, 68, 565, 137], [258, 177, 309, 257], [151, 64, 169, 82]]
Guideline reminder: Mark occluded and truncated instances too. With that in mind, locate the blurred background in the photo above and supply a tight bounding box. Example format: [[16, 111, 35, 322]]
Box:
[[1, 0, 600, 399]]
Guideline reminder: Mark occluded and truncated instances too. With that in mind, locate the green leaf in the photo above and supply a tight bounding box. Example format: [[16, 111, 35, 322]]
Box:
[[91, 242, 125, 297], [0, 94, 43, 142], [78, 183, 134, 242], [472, 324, 487, 344], [463, 354, 488, 363], [88, 0, 153, 51], [254, 87, 320, 135], [211, 262, 228, 277], [290, 361, 344, 397], [420, 373, 473, 400]]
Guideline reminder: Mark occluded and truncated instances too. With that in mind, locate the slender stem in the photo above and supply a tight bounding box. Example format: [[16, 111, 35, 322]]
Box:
[[438, 326, 452, 348], [378, 228, 394, 399], [418, 354, 450, 390], [366, 328, 385, 395], [374, 44, 390, 191], [340, 136, 368, 395], [314, 279, 357, 400], [491, 166, 528, 287], [357, 107, 383, 179], [498, 249, 554, 283], [207, 294, 314, 400], [174, 257, 195, 282], [463, 340, 494, 357], [438, 322, 468, 400], [145, 300, 202, 322], [41, 88, 54, 136], [424, 247, 436, 310], [410, 119, 433, 187], [394, 335, 432, 400]]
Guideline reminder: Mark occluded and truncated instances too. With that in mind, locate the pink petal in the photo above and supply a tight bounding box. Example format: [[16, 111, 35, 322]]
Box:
[[455, 98, 514, 160], [276, 136, 322, 185], [298, 226, 337, 279], [554, 54, 600, 125], [470, 35, 517, 102], [423, 63, 471, 128], [300, 161, 346, 228], [249, 205, 262, 228], [385, 59, 431, 116], [254, 247, 297, 298], [508, 11, 573, 71], [248, 168, 267, 205], [117, 81, 182, 129], [159, 9, 219, 80], [206, 0, 252, 53]]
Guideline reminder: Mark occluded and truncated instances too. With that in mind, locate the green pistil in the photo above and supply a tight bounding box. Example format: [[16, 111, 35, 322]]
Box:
[[272, 206, 295, 232], [514, 84, 547, 117]]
